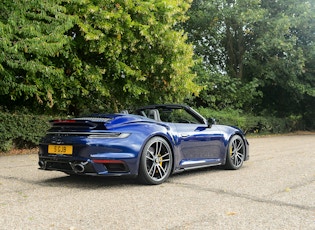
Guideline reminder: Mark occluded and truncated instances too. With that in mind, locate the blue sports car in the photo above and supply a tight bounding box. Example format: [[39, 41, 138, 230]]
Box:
[[38, 104, 249, 185]]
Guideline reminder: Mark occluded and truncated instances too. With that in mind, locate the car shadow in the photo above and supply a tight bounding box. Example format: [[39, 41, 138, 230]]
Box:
[[39, 174, 139, 188], [38, 166, 224, 188]]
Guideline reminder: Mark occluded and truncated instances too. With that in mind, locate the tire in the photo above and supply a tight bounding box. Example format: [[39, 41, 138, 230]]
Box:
[[224, 135, 246, 170], [138, 137, 173, 185]]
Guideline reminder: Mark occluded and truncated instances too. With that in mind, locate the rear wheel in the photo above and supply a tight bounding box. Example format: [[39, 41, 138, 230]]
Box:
[[225, 135, 245, 170], [138, 137, 173, 185]]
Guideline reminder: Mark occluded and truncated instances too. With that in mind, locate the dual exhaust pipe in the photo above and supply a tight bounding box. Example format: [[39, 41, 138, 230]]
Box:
[[38, 160, 46, 169], [70, 162, 88, 173], [38, 160, 88, 173]]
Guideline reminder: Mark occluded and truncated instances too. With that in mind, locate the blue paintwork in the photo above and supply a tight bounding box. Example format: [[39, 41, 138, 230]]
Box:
[[38, 104, 249, 178]]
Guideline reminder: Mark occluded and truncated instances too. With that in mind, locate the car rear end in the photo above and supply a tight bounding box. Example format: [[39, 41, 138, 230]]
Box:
[[38, 116, 140, 177]]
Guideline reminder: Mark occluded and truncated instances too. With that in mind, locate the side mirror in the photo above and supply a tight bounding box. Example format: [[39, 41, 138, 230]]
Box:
[[207, 118, 216, 128]]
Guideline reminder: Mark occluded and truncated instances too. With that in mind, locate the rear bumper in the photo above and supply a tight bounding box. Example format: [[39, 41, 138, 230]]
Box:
[[38, 156, 136, 177]]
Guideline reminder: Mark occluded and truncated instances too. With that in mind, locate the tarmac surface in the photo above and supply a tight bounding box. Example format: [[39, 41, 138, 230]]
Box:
[[0, 134, 314, 229]]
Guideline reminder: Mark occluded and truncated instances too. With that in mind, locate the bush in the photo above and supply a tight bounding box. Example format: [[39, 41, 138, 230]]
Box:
[[197, 107, 305, 135], [0, 108, 307, 152], [0, 112, 52, 152]]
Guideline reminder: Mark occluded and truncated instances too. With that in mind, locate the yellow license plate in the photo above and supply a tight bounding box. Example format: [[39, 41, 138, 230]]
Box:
[[48, 145, 73, 155]]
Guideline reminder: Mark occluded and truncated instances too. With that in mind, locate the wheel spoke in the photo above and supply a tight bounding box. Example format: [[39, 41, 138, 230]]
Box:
[[160, 152, 170, 158], [231, 146, 236, 157], [152, 143, 167, 178], [146, 155, 154, 161], [237, 154, 243, 165], [236, 141, 243, 152], [156, 164, 165, 178], [148, 164, 156, 177], [234, 156, 238, 166], [236, 156, 242, 166], [230, 138, 245, 167], [161, 158, 170, 163], [237, 150, 244, 157], [237, 154, 243, 163], [146, 148, 155, 161], [155, 141, 162, 156]]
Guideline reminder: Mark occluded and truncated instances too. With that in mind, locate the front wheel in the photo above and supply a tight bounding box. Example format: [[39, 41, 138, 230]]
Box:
[[225, 135, 246, 170], [138, 137, 173, 185]]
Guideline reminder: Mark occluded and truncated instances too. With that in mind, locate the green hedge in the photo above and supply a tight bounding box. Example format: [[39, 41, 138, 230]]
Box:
[[197, 107, 305, 135], [0, 109, 306, 152], [0, 112, 52, 152]]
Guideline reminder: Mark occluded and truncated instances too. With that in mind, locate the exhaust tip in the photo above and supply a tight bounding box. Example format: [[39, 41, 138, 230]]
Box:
[[73, 164, 85, 173], [38, 160, 46, 169]]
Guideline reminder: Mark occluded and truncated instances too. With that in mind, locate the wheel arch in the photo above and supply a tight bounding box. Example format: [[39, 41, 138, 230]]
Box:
[[235, 132, 249, 161], [137, 134, 175, 184], [138, 133, 176, 173], [223, 132, 248, 164]]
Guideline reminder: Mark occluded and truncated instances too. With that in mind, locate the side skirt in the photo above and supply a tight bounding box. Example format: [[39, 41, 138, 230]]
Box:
[[173, 162, 222, 174]]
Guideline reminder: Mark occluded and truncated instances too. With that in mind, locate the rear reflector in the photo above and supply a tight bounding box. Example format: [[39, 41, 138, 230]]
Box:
[[93, 159, 124, 164]]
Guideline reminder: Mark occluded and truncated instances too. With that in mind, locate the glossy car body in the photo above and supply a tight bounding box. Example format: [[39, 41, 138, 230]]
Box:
[[38, 104, 249, 184]]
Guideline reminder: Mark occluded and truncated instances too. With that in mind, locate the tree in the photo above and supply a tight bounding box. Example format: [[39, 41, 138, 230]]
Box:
[[183, 0, 315, 126], [189, 62, 261, 110], [0, 0, 75, 111], [64, 0, 199, 113], [247, 0, 315, 119], [182, 0, 264, 110], [0, 0, 199, 114]]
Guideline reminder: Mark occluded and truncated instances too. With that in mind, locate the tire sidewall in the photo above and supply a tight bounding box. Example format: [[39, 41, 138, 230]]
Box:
[[225, 135, 245, 170], [138, 137, 173, 185]]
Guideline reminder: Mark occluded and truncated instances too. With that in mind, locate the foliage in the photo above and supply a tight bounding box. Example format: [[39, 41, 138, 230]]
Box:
[[247, 0, 315, 118], [183, 0, 265, 78], [187, 62, 262, 111], [182, 0, 315, 129], [0, 0, 198, 114], [0, 0, 75, 111], [0, 107, 305, 152], [0, 0, 314, 134], [0, 111, 51, 152], [197, 107, 305, 135], [66, 0, 198, 113]]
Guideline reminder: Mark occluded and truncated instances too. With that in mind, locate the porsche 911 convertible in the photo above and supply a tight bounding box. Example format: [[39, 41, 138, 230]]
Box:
[[38, 104, 249, 185]]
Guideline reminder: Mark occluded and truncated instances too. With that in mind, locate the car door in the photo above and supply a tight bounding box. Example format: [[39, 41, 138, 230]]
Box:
[[174, 123, 225, 168]]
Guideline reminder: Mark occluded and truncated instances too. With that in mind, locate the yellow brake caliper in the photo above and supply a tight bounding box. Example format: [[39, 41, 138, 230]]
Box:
[[158, 154, 163, 167]]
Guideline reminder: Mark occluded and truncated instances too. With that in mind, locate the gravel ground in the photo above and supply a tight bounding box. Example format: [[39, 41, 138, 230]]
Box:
[[0, 134, 314, 230]]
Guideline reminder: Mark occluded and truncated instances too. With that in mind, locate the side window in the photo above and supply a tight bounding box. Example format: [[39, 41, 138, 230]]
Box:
[[160, 109, 201, 124]]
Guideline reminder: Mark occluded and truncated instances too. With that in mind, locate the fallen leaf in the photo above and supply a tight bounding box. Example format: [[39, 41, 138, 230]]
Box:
[[226, 212, 237, 216]]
